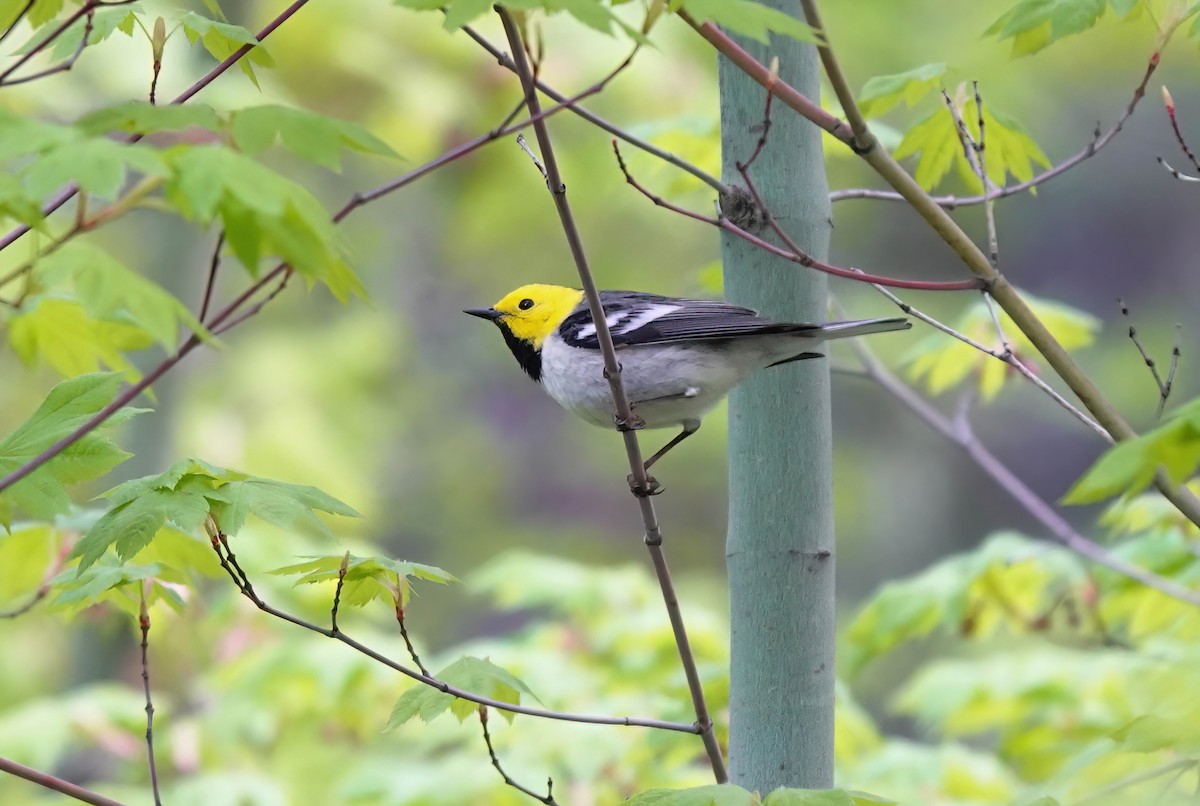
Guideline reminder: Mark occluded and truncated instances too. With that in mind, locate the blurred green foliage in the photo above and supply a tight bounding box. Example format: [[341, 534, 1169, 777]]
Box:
[[1, 0, 1200, 803]]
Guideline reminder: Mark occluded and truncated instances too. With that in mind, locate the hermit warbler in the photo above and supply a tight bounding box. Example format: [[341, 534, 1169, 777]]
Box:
[[466, 284, 910, 487]]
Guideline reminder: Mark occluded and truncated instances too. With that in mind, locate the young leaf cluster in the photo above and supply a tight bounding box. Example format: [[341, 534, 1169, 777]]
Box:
[[74, 457, 359, 571], [904, 291, 1098, 400], [0, 373, 142, 529]]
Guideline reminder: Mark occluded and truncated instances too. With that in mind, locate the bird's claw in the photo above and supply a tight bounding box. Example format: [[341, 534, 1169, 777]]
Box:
[[628, 474, 663, 497], [614, 411, 646, 432]]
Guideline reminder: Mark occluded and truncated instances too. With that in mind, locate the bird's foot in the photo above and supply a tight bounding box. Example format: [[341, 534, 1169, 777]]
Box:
[[614, 411, 646, 432], [628, 474, 663, 497]]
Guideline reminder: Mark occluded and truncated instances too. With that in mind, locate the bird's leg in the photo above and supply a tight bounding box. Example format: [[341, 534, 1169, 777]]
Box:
[[644, 421, 701, 472]]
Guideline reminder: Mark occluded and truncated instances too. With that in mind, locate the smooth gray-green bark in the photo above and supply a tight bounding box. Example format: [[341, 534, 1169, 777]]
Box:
[[719, 8, 835, 792]]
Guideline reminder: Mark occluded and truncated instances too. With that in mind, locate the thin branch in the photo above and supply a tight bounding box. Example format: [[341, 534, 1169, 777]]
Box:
[[0, 755, 125, 806], [830, 53, 1161, 207], [0, 0, 314, 256], [618, 140, 981, 292], [1162, 86, 1200, 173], [210, 269, 291, 336], [1118, 298, 1179, 418], [330, 551, 349, 634], [349, 50, 633, 210], [683, 11, 1200, 528], [740, 60, 777, 172], [1156, 155, 1200, 182], [139, 586, 162, 806], [497, 7, 726, 783], [198, 232, 224, 323], [0, 0, 137, 86], [1163, 325, 1181, 419], [973, 83, 1000, 268], [479, 707, 559, 805], [1120, 297, 1167, 392], [459, 24, 728, 196], [203, 524, 698, 732], [0, 6, 97, 87], [395, 603, 430, 677], [842, 326, 1200, 607]]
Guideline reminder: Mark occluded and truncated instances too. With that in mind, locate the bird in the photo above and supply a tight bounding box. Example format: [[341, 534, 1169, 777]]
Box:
[[465, 284, 910, 494]]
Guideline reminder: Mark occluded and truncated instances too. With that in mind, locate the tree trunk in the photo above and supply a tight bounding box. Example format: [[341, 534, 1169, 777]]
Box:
[[719, 4, 835, 791]]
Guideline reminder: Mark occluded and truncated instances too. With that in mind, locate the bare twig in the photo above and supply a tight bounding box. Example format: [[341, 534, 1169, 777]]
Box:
[[479, 707, 559, 805], [497, 8, 726, 783], [459, 24, 728, 196], [1118, 298, 1179, 418], [1161, 86, 1200, 173], [515, 133, 548, 183], [1156, 155, 1200, 182], [842, 326, 1200, 607], [139, 587, 162, 806], [395, 603, 430, 677], [739, 59, 778, 172], [973, 83, 1000, 268], [1163, 325, 1181, 419], [203, 523, 699, 732], [618, 140, 981, 292], [830, 54, 1162, 207], [0, 755, 125, 806], [330, 551, 350, 634], [198, 233, 224, 323]]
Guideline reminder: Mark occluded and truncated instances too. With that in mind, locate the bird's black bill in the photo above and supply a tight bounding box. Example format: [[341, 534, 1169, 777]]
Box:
[[463, 307, 503, 322]]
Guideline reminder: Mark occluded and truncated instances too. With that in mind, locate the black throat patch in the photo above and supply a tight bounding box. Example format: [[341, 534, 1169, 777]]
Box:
[[498, 324, 542, 382]]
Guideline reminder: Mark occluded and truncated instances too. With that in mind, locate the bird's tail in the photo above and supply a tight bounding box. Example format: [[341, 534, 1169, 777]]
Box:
[[815, 317, 911, 340]]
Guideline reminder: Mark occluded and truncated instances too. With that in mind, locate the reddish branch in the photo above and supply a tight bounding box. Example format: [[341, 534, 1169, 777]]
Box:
[[479, 707, 559, 805], [459, 24, 728, 195], [0, 756, 124, 806], [616, 141, 980, 292]]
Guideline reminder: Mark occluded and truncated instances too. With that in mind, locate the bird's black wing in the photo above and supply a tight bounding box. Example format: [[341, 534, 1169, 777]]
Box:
[[558, 291, 821, 349]]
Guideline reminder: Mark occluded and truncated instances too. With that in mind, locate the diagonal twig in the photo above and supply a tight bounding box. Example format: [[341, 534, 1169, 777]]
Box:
[[459, 24, 728, 196], [497, 7, 727, 783], [840, 307, 1200, 608], [619, 140, 980, 292], [479, 707, 558, 805]]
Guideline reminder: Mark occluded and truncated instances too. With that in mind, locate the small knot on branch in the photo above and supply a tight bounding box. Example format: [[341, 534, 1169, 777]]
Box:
[[719, 185, 763, 232]]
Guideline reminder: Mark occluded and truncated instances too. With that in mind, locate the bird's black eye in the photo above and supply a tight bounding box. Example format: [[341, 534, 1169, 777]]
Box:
[[518, 298, 535, 310]]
